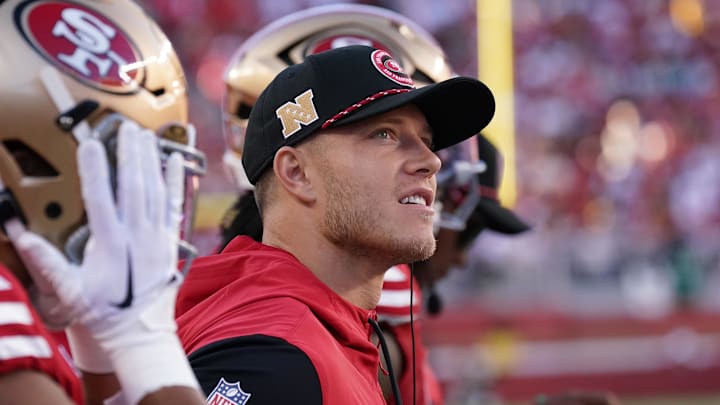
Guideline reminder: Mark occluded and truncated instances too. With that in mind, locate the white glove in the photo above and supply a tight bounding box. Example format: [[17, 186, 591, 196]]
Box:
[[8, 120, 199, 405], [20, 257, 78, 330]]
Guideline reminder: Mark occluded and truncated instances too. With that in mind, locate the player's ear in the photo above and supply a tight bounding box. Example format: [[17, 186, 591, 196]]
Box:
[[273, 146, 317, 204]]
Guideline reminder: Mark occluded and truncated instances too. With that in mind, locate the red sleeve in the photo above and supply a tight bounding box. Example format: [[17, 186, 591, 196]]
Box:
[[0, 266, 83, 403], [376, 264, 422, 325]]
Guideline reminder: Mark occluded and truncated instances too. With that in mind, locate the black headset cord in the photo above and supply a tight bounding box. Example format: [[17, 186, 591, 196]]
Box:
[[369, 317, 403, 405]]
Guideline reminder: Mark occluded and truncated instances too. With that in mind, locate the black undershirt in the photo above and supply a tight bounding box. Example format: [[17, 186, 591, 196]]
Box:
[[188, 335, 323, 404]]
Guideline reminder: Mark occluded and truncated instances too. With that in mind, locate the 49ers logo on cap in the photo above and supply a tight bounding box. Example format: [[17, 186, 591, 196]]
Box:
[[15, 0, 144, 94], [370, 49, 413, 87]]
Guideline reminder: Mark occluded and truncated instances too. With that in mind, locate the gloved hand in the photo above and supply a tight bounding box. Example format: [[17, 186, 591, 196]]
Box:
[[19, 252, 79, 331], [7, 120, 198, 405]]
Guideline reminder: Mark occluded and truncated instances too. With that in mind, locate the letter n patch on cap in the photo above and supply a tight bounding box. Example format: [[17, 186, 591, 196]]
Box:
[[207, 377, 252, 405], [276, 89, 319, 138]]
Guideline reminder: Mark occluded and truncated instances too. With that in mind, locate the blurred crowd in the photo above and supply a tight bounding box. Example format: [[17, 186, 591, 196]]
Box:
[[460, 0, 720, 320], [140, 0, 720, 319]]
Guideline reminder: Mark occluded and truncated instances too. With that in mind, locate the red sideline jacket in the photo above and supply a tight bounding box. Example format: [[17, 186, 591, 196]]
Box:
[[377, 264, 445, 405], [176, 236, 386, 405]]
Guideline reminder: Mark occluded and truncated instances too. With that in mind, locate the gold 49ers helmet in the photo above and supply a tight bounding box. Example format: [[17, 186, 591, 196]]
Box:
[[221, 3, 455, 191], [0, 0, 205, 263]]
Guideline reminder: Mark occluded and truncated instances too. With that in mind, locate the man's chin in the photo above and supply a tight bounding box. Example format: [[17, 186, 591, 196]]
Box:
[[392, 237, 436, 264]]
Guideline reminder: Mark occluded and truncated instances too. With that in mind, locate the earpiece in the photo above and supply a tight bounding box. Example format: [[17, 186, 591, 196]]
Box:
[[426, 286, 443, 316]]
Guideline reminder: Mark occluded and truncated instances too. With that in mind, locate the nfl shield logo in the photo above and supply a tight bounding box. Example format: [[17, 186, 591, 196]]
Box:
[[207, 377, 252, 405]]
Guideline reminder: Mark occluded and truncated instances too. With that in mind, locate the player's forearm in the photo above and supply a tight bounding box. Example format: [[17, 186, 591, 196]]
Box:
[[81, 372, 121, 405], [82, 374, 207, 405], [82, 379, 208, 405], [137, 386, 207, 405], [82, 368, 207, 405], [0, 370, 77, 405]]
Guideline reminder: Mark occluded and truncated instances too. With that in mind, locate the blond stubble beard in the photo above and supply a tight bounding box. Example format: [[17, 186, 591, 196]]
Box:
[[319, 167, 436, 265]]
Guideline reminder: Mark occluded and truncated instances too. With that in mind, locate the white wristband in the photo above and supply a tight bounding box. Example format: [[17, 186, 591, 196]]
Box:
[[66, 323, 114, 374], [110, 333, 200, 405], [90, 282, 200, 405]]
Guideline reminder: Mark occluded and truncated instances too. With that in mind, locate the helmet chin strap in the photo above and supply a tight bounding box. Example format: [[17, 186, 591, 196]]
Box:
[[40, 66, 93, 142], [37, 68, 102, 263], [0, 177, 26, 235], [56, 100, 100, 132]]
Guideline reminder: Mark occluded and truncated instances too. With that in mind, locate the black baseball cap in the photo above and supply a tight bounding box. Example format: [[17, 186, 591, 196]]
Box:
[[242, 45, 496, 184]]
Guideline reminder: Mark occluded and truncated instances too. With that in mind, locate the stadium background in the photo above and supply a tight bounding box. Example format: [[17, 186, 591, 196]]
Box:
[[140, 0, 720, 403]]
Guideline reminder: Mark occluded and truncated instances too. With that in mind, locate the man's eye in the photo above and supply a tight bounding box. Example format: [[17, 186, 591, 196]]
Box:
[[374, 129, 391, 139]]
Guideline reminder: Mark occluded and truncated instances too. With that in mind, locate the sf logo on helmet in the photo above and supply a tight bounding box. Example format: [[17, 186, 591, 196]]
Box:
[[16, 0, 144, 93]]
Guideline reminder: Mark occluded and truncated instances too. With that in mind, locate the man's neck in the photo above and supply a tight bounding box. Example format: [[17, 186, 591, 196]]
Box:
[[263, 228, 388, 310]]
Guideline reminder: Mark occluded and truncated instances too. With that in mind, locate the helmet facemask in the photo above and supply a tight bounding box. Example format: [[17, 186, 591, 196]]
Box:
[[434, 136, 487, 233]]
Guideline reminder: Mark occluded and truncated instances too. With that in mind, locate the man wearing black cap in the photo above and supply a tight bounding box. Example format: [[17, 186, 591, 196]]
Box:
[[174, 45, 495, 404]]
